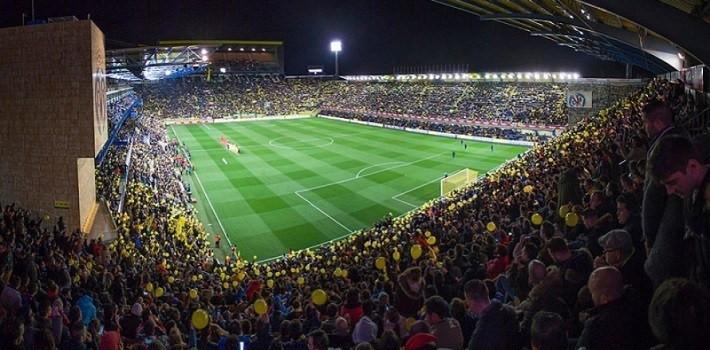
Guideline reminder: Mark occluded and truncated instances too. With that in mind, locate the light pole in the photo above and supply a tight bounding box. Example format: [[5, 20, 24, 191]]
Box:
[[330, 40, 342, 76]]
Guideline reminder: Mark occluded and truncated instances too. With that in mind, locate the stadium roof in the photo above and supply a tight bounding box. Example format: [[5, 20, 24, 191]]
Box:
[[431, 0, 710, 75], [106, 40, 283, 81]]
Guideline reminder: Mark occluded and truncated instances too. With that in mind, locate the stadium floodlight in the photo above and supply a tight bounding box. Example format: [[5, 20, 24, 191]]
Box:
[[228, 47, 232, 51], [201, 55, 208, 62], [572, 73, 580, 79], [262, 48, 266, 52], [251, 48, 256, 51], [330, 40, 342, 76], [200, 48, 207, 55], [239, 47, 244, 51], [219, 67, 227, 73], [516, 73, 522, 79], [533, 72, 541, 80], [543, 73, 551, 79]]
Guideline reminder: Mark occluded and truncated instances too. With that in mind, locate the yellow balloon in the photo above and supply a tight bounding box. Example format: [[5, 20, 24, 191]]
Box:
[[267, 271, 273, 278], [410, 244, 422, 260], [254, 299, 268, 315], [559, 204, 571, 218], [523, 185, 534, 193], [154, 287, 164, 298], [426, 236, 437, 245], [145, 282, 154, 292], [297, 277, 305, 285], [312, 289, 327, 305], [392, 250, 401, 261], [565, 212, 579, 227], [168, 276, 175, 284], [191, 275, 198, 282], [334, 267, 343, 277], [189, 289, 198, 300], [375, 257, 386, 270], [531, 213, 543, 226], [267, 279, 274, 288], [223, 282, 229, 289], [486, 222, 497, 232], [191, 309, 209, 330]]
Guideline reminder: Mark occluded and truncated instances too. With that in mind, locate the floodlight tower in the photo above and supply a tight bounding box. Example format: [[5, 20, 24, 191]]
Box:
[[330, 40, 342, 76]]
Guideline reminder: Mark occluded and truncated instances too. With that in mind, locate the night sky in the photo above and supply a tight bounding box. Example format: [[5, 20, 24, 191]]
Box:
[[2, 0, 628, 77]]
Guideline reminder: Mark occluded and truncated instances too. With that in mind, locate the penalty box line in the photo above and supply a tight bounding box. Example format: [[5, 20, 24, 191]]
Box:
[[294, 152, 447, 230]]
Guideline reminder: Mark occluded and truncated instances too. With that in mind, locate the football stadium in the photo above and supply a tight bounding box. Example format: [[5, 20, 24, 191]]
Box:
[[1, 1, 710, 349]]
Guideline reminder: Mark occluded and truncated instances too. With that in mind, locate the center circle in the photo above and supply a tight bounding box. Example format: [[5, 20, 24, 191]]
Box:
[[268, 136, 335, 149]]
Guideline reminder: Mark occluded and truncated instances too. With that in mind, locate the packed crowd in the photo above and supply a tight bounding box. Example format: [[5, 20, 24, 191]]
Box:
[[321, 110, 550, 142], [108, 93, 139, 133], [137, 77, 568, 127], [2, 77, 710, 350]]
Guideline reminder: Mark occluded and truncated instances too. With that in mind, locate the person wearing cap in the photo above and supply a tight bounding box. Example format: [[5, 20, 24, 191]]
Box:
[[424, 296, 463, 350], [464, 279, 518, 350], [594, 229, 650, 297]]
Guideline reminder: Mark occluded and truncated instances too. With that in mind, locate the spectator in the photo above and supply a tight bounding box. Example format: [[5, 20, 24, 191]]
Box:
[[594, 229, 651, 297], [530, 311, 566, 350], [307, 330, 329, 350], [648, 135, 710, 288], [424, 296, 463, 350], [576, 267, 652, 350], [464, 279, 518, 350], [395, 267, 424, 318], [648, 278, 710, 350], [352, 300, 377, 344]]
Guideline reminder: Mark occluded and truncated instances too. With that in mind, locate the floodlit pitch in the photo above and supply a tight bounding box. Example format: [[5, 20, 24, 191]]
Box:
[[170, 117, 527, 260]]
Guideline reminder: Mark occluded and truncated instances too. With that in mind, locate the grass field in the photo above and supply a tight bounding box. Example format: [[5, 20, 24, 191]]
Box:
[[169, 117, 527, 260]]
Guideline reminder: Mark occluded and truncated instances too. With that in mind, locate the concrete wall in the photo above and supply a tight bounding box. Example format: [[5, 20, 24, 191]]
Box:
[[0, 20, 107, 230]]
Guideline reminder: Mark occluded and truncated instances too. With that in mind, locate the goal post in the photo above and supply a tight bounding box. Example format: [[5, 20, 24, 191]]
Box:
[[441, 168, 478, 196]]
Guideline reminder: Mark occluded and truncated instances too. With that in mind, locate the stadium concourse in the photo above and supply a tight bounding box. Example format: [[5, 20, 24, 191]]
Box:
[[2, 77, 710, 350]]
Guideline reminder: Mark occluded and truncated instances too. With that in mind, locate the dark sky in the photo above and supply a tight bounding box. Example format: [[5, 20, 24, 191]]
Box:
[[2, 0, 627, 77]]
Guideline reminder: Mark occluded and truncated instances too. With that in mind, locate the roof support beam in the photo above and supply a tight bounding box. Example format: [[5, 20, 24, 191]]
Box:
[[581, 0, 710, 65]]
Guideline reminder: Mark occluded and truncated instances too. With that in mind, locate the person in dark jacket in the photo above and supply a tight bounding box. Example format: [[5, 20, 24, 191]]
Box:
[[547, 238, 592, 306], [464, 279, 518, 350], [530, 311, 567, 350], [594, 229, 652, 301], [641, 100, 686, 250], [648, 278, 710, 350], [649, 135, 710, 289], [395, 267, 424, 318], [614, 193, 644, 253], [576, 267, 653, 350]]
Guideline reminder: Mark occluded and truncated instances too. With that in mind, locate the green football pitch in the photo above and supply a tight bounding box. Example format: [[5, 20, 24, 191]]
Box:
[[169, 117, 527, 261]]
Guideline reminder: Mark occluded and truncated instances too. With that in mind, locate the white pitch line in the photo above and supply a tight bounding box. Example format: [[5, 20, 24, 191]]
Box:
[[171, 126, 233, 249], [392, 196, 419, 208], [294, 191, 353, 233], [355, 161, 404, 179], [297, 152, 446, 193]]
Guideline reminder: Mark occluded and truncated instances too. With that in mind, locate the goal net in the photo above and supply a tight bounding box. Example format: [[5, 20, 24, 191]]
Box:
[[441, 168, 478, 196]]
